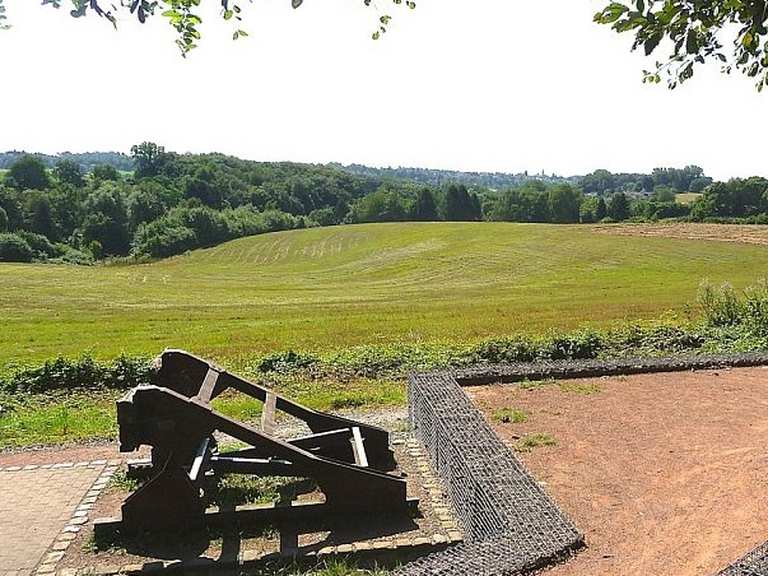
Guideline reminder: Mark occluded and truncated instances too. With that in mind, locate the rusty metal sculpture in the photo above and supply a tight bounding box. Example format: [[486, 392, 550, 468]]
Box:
[[96, 350, 416, 544]]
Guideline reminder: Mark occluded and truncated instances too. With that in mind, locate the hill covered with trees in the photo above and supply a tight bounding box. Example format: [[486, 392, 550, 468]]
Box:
[[334, 164, 578, 189], [0, 145, 763, 264], [0, 151, 133, 172]]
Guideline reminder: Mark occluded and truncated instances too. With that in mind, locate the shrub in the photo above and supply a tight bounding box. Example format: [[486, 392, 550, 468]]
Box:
[[0, 233, 33, 262], [470, 337, 539, 363], [49, 244, 95, 265], [15, 231, 58, 260], [257, 351, 318, 373], [542, 329, 604, 360], [609, 322, 706, 355], [741, 279, 768, 336], [0, 355, 151, 395], [697, 280, 742, 327], [132, 220, 197, 258]]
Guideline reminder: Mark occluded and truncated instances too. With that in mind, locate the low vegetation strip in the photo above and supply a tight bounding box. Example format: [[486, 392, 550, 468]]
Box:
[[401, 371, 582, 575]]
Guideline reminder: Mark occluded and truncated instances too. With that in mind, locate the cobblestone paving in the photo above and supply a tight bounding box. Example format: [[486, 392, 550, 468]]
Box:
[[0, 464, 104, 576]]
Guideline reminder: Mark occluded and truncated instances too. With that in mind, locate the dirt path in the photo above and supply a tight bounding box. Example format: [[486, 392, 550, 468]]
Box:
[[467, 367, 768, 576], [592, 222, 768, 246]]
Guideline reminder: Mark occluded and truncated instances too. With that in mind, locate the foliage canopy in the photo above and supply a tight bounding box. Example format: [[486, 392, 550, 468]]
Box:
[[9, 0, 415, 56], [595, 0, 768, 90]]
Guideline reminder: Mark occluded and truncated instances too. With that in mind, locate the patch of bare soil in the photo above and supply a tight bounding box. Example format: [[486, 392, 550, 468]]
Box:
[[592, 222, 768, 246], [467, 367, 768, 576]]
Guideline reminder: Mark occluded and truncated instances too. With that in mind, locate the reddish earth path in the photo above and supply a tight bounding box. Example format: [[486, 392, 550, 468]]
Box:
[[468, 367, 768, 576]]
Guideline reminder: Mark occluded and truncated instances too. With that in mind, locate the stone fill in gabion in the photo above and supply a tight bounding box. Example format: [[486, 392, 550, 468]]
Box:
[[718, 542, 768, 576], [398, 355, 768, 576], [396, 372, 584, 576]]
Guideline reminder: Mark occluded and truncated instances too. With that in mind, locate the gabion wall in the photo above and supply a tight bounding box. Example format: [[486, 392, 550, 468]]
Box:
[[718, 542, 768, 576], [396, 372, 583, 575], [399, 355, 768, 576]]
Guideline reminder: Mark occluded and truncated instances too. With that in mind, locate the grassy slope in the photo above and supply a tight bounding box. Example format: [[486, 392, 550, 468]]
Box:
[[676, 192, 703, 205], [2, 222, 768, 365]]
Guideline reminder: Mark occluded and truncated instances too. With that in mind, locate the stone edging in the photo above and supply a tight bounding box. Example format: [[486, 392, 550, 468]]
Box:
[[446, 352, 768, 386], [33, 460, 120, 576], [0, 459, 115, 473]]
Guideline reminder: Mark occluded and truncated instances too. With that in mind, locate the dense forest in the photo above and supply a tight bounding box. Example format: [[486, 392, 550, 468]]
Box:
[[0, 145, 764, 263]]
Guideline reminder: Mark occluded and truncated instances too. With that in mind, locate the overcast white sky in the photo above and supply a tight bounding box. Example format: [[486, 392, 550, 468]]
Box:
[[0, 1, 762, 180]]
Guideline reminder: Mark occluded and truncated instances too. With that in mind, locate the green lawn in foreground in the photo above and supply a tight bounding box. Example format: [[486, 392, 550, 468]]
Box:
[[2, 222, 768, 365]]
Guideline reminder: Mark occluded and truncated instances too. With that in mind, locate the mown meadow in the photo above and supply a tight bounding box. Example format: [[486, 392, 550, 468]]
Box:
[[3, 221, 768, 364], [4, 221, 768, 448]]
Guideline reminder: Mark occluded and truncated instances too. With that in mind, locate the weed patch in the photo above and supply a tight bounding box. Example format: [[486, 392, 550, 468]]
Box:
[[515, 432, 557, 453], [493, 407, 529, 424]]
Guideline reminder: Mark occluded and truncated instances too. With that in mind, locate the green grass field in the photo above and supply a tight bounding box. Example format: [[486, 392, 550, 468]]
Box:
[[676, 192, 703, 205], [2, 222, 768, 366]]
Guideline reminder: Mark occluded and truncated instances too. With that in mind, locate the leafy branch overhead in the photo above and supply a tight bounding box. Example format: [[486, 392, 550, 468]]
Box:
[[595, 0, 768, 90], [28, 0, 415, 56]]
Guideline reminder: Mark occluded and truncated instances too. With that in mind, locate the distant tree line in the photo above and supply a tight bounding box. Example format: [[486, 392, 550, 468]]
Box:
[[689, 177, 768, 223], [0, 146, 766, 264], [0, 151, 133, 172], [579, 166, 713, 196], [336, 164, 578, 190]]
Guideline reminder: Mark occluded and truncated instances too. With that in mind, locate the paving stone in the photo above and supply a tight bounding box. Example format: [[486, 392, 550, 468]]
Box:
[[0, 466, 101, 574], [431, 534, 448, 545], [44, 552, 64, 564], [50, 541, 70, 552]]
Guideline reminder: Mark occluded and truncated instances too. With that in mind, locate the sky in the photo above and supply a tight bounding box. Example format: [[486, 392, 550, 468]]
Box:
[[0, 0, 764, 181]]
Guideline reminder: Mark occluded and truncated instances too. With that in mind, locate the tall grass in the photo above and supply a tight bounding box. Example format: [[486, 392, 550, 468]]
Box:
[[697, 279, 768, 335]]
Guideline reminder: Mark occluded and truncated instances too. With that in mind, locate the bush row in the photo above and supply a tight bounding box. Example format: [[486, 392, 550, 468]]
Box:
[[0, 231, 93, 264], [0, 355, 151, 395], [5, 281, 768, 394]]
